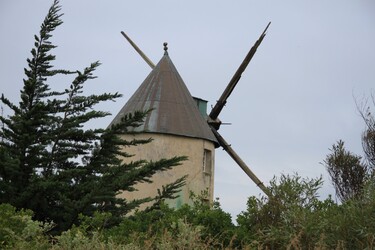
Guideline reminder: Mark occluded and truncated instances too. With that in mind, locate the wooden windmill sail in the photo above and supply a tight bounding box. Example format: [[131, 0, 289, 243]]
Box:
[[207, 23, 271, 196], [115, 23, 271, 205]]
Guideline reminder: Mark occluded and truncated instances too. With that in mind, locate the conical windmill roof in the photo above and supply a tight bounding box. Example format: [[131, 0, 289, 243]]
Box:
[[110, 46, 218, 144]]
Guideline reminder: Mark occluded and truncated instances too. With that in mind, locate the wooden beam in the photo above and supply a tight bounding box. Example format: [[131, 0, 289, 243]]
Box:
[[121, 31, 155, 69], [209, 22, 271, 122], [211, 127, 271, 197]]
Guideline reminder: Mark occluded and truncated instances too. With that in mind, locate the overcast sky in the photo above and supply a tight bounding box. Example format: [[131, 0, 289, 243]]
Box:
[[1, 0, 374, 218]]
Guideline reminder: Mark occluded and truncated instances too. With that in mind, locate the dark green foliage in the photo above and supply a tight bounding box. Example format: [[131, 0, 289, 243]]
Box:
[[323, 140, 369, 202], [237, 174, 329, 248], [1, 175, 375, 249], [165, 192, 235, 248], [0, 0, 186, 234], [236, 173, 375, 249], [105, 191, 235, 248], [178, 192, 235, 247]]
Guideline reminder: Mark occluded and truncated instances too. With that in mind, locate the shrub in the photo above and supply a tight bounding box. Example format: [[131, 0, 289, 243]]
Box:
[[0, 203, 50, 249], [237, 174, 336, 248]]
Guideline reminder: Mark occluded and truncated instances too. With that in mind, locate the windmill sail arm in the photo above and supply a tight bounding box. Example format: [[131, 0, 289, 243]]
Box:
[[121, 31, 156, 69], [209, 22, 271, 121], [210, 127, 271, 197]]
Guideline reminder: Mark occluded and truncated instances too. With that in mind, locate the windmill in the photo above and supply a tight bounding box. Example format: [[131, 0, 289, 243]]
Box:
[[114, 23, 271, 207]]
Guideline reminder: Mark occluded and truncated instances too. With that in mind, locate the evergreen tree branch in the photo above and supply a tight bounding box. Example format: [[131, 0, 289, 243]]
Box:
[[147, 175, 188, 211]]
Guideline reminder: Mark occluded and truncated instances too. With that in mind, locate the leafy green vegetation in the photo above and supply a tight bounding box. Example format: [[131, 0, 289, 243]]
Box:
[[1, 176, 375, 249]]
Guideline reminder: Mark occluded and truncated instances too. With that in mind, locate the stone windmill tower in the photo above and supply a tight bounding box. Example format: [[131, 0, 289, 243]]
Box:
[[110, 43, 218, 208], [110, 23, 271, 208]]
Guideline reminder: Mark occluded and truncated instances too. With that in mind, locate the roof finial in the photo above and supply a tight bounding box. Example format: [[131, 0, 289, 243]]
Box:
[[163, 42, 168, 55]]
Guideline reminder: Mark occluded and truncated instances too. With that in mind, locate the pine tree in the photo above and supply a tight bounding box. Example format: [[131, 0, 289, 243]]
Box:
[[0, 0, 186, 234]]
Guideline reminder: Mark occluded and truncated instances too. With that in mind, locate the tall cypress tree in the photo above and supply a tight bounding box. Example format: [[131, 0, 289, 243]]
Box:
[[0, 0, 186, 234]]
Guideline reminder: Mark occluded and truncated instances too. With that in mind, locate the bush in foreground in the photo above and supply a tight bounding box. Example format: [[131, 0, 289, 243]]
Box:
[[1, 174, 375, 249]]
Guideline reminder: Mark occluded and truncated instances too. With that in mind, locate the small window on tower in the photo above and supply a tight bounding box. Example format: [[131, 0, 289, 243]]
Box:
[[203, 149, 212, 175]]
